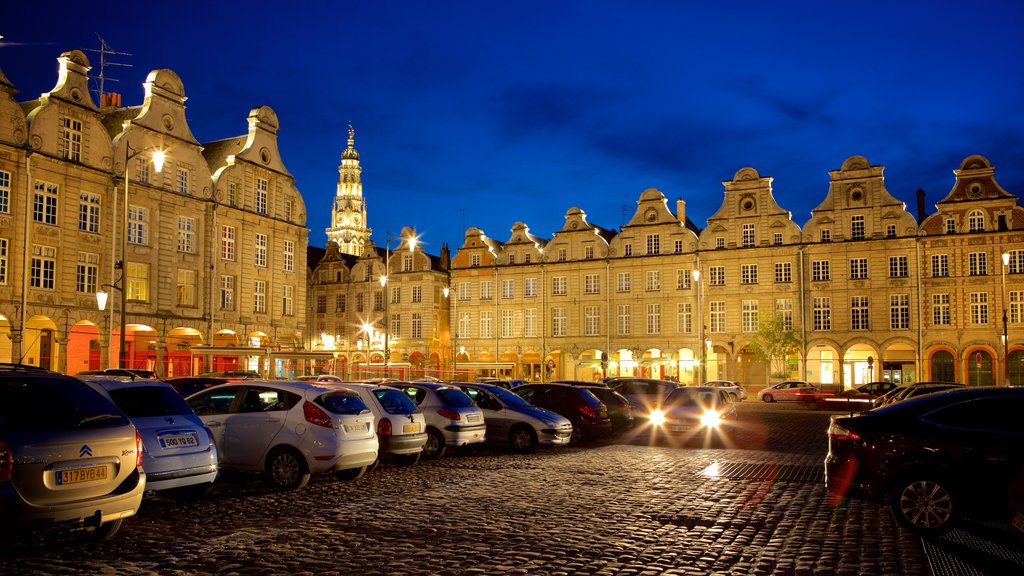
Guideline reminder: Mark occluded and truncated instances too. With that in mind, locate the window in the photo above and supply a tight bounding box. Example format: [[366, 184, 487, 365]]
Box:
[[458, 311, 471, 339], [283, 199, 292, 221], [931, 254, 949, 278], [551, 308, 566, 337], [177, 167, 189, 195], [126, 262, 149, 302], [851, 296, 869, 330], [336, 294, 346, 312], [742, 223, 755, 247], [624, 244, 633, 257], [480, 281, 493, 300], [1010, 291, 1023, 324], [820, 229, 831, 243], [33, 182, 58, 225], [773, 232, 783, 246], [969, 292, 988, 325], [138, 157, 152, 183], [390, 315, 400, 337], [715, 237, 725, 249], [709, 301, 725, 333], [283, 285, 294, 316], [676, 269, 691, 290], [0, 170, 9, 213], [356, 294, 363, 313], [646, 303, 661, 335], [221, 226, 236, 260], [402, 254, 413, 272], [849, 258, 868, 280], [30, 245, 56, 289], [177, 269, 196, 306], [474, 309, 490, 336], [470, 254, 481, 267], [316, 295, 327, 313], [1007, 250, 1024, 274], [812, 260, 830, 281], [813, 297, 831, 331], [278, 240, 293, 272], [178, 217, 196, 253], [220, 275, 235, 311], [61, 117, 82, 161], [674, 239, 683, 253], [412, 286, 422, 303], [458, 282, 471, 301], [552, 277, 567, 296], [391, 286, 400, 304], [968, 252, 987, 276], [730, 299, 757, 335], [78, 193, 101, 233], [75, 252, 99, 294], [524, 253, 532, 264], [775, 262, 792, 283], [584, 274, 600, 294], [584, 246, 594, 259], [968, 210, 985, 232], [524, 309, 537, 338], [524, 278, 537, 297], [889, 256, 908, 278], [412, 313, 423, 338], [0, 238, 6, 284], [851, 215, 865, 240], [502, 279, 514, 299], [945, 219, 957, 234], [646, 234, 660, 255], [228, 182, 237, 206], [584, 306, 600, 336], [709, 266, 725, 286], [557, 248, 567, 262], [255, 234, 268, 267], [128, 206, 148, 245], [776, 299, 793, 330], [617, 305, 631, 336], [501, 309, 515, 338], [617, 272, 631, 292], [508, 254, 516, 265], [646, 270, 660, 291], [255, 177, 268, 213], [932, 293, 950, 326], [886, 224, 897, 238], [890, 294, 910, 329], [741, 264, 758, 284], [254, 281, 267, 313], [677, 302, 692, 333]]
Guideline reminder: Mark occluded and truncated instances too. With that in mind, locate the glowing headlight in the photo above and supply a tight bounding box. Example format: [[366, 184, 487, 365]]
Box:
[[649, 409, 666, 426], [699, 410, 722, 428]]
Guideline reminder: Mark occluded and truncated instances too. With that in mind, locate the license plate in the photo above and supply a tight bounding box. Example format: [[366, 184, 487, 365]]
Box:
[[55, 465, 108, 486], [403, 423, 419, 433], [467, 414, 481, 423], [344, 423, 367, 433], [668, 424, 693, 432], [159, 432, 199, 448]]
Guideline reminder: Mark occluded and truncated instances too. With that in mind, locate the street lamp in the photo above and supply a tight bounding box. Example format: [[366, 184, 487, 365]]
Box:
[[693, 268, 704, 384], [444, 285, 458, 378], [1003, 251, 1011, 386], [380, 231, 418, 376], [97, 137, 164, 369]]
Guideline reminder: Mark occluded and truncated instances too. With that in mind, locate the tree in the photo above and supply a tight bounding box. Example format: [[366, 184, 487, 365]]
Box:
[[749, 312, 801, 383]]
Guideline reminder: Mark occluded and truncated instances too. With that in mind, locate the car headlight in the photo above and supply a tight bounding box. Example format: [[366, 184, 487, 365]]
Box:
[[649, 409, 666, 426], [699, 410, 722, 428]]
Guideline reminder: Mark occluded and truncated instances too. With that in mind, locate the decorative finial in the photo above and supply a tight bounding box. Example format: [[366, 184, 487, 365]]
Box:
[[348, 123, 355, 146]]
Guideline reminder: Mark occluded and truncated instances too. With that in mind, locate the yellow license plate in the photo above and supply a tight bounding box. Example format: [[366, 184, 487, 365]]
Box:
[[403, 423, 419, 433], [56, 465, 108, 486]]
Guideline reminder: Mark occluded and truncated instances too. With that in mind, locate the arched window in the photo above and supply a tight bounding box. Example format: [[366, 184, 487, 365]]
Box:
[[968, 210, 985, 232]]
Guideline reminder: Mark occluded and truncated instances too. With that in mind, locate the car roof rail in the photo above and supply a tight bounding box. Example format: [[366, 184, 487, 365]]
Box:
[[0, 362, 57, 373]]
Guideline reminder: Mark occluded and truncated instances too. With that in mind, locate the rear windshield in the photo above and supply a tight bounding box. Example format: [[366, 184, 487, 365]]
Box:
[[436, 388, 476, 408], [576, 388, 605, 409], [109, 385, 194, 417], [373, 388, 420, 415], [317, 391, 370, 415], [0, 376, 129, 430]]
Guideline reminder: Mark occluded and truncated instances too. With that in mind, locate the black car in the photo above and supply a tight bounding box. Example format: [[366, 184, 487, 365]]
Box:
[[576, 384, 634, 433], [604, 377, 680, 412], [513, 383, 613, 444], [825, 386, 1024, 534]]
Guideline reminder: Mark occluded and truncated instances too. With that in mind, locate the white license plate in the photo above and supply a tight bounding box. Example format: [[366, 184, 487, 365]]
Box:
[[668, 424, 693, 432], [467, 414, 481, 423], [344, 423, 367, 433], [159, 432, 199, 448]]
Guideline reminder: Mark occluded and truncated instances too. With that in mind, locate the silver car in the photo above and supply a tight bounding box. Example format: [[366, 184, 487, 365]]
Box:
[[338, 382, 427, 466], [1, 367, 146, 540], [388, 382, 486, 459], [704, 380, 747, 402], [458, 383, 573, 452]]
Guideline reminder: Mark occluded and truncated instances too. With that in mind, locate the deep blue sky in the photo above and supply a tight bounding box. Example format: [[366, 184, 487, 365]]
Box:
[[4, 1, 1023, 253]]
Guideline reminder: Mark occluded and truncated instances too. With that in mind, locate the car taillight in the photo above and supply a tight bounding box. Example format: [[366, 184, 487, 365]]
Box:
[[827, 419, 861, 441], [135, 430, 144, 468], [0, 439, 12, 482], [378, 417, 393, 437], [303, 401, 334, 429], [437, 408, 461, 421], [579, 404, 599, 419]]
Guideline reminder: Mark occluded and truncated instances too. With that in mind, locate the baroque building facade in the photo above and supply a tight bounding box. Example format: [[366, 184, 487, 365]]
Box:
[[0, 50, 308, 376]]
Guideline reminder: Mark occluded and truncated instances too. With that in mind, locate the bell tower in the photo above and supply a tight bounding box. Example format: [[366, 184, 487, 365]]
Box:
[[326, 123, 372, 255]]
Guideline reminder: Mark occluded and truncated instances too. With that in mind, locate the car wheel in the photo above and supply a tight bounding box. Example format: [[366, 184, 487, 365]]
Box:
[[509, 425, 538, 453], [394, 452, 421, 467], [80, 519, 122, 541], [888, 474, 959, 534], [333, 466, 366, 481], [762, 394, 774, 403], [266, 446, 311, 490], [421, 429, 447, 459], [569, 420, 585, 445], [728, 392, 739, 402]]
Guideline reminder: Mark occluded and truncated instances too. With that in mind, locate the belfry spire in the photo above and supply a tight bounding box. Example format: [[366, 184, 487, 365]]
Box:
[[326, 123, 371, 255]]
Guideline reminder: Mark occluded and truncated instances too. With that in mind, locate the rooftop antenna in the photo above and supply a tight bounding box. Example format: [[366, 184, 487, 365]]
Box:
[[84, 34, 132, 104]]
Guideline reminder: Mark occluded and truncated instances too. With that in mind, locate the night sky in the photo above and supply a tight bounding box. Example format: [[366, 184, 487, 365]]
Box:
[[3, 1, 1023, 253]]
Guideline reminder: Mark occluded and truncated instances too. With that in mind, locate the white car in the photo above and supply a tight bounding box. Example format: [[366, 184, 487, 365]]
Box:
[[295, 374, 343, 383], [90, 379, 218, 496], [387, 382, 486, 459], [704, 380, 747, 402], [337, 382, 427, 466], [186, 381, 377, 490], [757, 381, 818, 403]]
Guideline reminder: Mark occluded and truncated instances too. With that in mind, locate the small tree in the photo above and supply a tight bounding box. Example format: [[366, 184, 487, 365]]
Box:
[[749, 312, 801, 383]]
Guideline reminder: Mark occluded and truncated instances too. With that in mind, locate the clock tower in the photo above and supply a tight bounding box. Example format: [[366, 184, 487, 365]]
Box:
[[326, 124, 372, 255]]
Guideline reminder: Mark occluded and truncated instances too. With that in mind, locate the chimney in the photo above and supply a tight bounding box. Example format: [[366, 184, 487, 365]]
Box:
[[916, 188, 926, 223], [100, 92, 122, 108], [676, 198, 686, 223]]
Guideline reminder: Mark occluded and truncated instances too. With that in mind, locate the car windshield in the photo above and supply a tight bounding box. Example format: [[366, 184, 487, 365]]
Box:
[[435, 387, 476, 408], [664, 389, 719, 408], [373, 388, 420, 414], [317, 391, 370, 415], [485, 386, 532, 408], [109, 385, 194, 417], [1, 377, 129, 430]]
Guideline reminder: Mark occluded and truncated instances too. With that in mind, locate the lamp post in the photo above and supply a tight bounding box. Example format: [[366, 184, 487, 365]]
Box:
[[380, 231, 418, 377], [444, 285, 457, 378], [97, 138, 164, 369], [693, 268, 704, 384], [1002, 251, 1011, 386]]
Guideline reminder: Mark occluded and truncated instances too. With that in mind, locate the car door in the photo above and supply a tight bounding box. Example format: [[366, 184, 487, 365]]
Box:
[[221, 386, 292, 467], [463, 387, 508, 441], [188, 385, 242, 459]]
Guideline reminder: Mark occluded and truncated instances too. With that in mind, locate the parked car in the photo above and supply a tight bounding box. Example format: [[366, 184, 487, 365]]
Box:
[[386, 382, 486, 459], [872, 382, 963, 408], [646, 386, 738, 446], [513, 383, 614, 444], [195, 370, 262, 381], [576, 384, 635, 433], [605, 377, 681, 412], [457, 383, 573, 451], [0, 364, 146, 540], [757, 381, 818, 403], [474, 377, 528, 389], [825, 386, 1024, 534], [186, 380, 377, 490], [91, 379, 218, 497], [164, 376, 231, 397], [817, 381, 899, 410], [337, 382, 427, 466], [296, 374, 343, 383], [704, 380, 747, 402], [76, 368, 159, 381]]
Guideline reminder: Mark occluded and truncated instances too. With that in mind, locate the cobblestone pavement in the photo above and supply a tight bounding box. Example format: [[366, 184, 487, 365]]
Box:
[[1, 403, 932, 575]]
